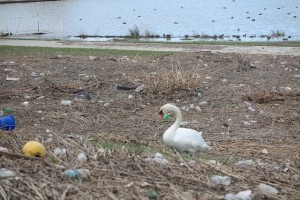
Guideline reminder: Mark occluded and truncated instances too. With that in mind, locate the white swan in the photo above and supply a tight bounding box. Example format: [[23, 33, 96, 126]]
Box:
[[159, 104, 209, 154]]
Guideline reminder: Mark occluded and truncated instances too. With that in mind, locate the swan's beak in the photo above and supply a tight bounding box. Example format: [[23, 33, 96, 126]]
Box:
[[159, 110, 163, 120]]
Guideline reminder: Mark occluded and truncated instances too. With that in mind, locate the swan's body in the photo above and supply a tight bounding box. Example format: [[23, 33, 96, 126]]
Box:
[[159, 104, 209, 154]]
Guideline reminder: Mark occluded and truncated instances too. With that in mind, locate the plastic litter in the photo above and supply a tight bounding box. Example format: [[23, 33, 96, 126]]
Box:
[[225, 190, 252, 200], [135, 84, 145, 93], [74, 92, 92, 101], [0, 114, 16, 130], [0, 168, 16, 179], [195, 106, 202, 112], [261, 149, 268, 154], [148, 189, 157, 199], [257, 183, 279, 195], [63, 169, 90, 179], [236, 159, 254, 166], [210, 175, 231, 186], [6, 77, 19, 81], [198, 101, 209, 106], [0, 147, 9, 152], [54, 147, 68, 157], [77, 152, 88, 162], [61, 100, 72, 106], [145, 153, 168, 165], [248, 107, 256, 112]]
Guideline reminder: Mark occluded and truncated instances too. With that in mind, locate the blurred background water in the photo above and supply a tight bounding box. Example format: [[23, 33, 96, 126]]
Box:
[[0, 0, 299, 42]]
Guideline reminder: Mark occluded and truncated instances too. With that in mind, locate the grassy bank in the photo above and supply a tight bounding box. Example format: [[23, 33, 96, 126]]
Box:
[[0, 45, 172, 56]]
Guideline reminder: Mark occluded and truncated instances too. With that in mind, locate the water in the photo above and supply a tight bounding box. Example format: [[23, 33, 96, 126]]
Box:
[[0, 0, 299, 42]]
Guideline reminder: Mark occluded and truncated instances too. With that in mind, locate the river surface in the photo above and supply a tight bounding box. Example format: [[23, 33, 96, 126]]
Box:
[[0, 0, 299, 42]]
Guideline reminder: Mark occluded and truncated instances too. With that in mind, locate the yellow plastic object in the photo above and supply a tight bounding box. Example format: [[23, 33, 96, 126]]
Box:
[[22, 141, 47, 157]]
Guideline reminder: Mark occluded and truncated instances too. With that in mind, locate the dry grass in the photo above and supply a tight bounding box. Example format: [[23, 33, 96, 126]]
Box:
[[142, 62, 201, 95]]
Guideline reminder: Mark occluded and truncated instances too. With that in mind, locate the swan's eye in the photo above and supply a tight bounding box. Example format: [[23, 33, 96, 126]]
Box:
[[159, 110, 163, 115]]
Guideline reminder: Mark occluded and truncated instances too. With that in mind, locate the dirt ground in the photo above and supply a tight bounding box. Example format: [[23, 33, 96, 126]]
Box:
[[0, 44, 300, 199]]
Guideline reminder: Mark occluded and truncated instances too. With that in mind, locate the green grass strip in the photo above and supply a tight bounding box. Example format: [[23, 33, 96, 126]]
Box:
[[0, 45, 173, 57]]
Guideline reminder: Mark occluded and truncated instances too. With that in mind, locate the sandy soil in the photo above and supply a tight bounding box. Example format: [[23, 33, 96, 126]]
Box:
[[0, 40, 299, 199]]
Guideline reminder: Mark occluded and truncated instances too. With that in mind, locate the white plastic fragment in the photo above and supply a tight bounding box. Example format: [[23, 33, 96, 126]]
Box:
[[128, 94, 134, 99], [210, 175, 231, 186], [195, 106, 202, 112], [257, 183, 279, 195], [61, 100, 72, 106], [235, 159, 254, 166], [54, 147, 68, 157], [261, 149, 268, 154], [135, 85, 145, 93], [198, 101, 209, 106], [76, 169, 90, 179], [88, 56, 97, 60], [22, 101, 29, 106], [0, 168, 16, 179], [248, 107, 256, 112], [6, 77, 19, 81], [31, 72, 38, 77], [77, 152, 88, 162], [225, 190, 252, 200], [0, 147, 9, 153], [36, 96, 45, 100], [222, 79, 228, 83], [243, 121, 251, 126], [279, 86, 292, 92], [144, 153, 168, 165]]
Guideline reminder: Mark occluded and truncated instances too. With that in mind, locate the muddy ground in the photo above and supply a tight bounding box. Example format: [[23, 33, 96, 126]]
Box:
[[0, 47, 299, 199]]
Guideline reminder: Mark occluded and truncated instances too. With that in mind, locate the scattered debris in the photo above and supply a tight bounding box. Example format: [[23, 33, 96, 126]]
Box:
[[145, 153, 168, 165], [225, 190, 252, 200], [6, 77, 19, 81], [0, 168, 16, 179], [235, 159, 254, 166], [77, 152, 88, 162], [148, 188, 158, 199], [261, 149, 268, 154], [210, 175, 232, 186], [135, 84, 146, 93], [74, 91, 92, 101], [257, 183, 279, 195], [54, 147, 68, 157], [22, 141, 47, 157], [63, 169, 90, 179], [60, 100, 72, 106]]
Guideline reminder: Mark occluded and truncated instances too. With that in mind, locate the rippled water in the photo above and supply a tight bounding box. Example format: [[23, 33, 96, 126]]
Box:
[[0, 0, 299, 41]]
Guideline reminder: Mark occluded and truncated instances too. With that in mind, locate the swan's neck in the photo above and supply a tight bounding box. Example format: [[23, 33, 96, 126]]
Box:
[[171, 106, 182, 130], [163, 105, 182, 142]]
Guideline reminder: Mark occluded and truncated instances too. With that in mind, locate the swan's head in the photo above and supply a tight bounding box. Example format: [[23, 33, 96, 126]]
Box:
[[159, 104, 178, 119]]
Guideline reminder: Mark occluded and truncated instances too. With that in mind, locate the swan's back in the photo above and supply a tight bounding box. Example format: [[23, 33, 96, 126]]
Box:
[[172, 128, 209, 154]]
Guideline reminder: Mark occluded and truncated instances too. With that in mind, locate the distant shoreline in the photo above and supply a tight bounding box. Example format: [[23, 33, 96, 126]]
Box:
[[0, 0, 58, 3]]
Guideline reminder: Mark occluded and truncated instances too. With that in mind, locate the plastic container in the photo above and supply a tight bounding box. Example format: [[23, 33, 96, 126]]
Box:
[[0, 114, 15, 130]]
